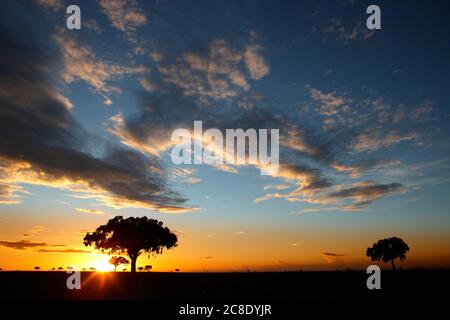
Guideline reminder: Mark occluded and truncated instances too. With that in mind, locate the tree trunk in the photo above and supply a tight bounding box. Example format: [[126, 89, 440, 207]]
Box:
[[114, 266, 117, 272], [130, 257, 137, 273], [391, 259, 396, 271]]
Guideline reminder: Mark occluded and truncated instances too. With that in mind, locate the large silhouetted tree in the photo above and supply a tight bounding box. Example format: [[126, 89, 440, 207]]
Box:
[[109, 256, 129, 272], [83, 216, 178, 273], [366, 237, 410, 270]]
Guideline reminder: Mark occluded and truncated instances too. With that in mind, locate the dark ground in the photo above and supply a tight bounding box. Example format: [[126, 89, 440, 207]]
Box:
[[0, 269, 449, 300]]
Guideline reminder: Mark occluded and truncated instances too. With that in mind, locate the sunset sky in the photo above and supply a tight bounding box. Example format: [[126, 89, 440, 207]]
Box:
[[0, 0, 449, 272]]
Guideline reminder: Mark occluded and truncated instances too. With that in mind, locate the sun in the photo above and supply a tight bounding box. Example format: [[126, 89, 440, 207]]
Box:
[[93, 260, 114, 272]]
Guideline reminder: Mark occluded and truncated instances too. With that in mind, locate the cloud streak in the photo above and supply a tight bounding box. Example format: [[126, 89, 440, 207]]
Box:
[[0, 240, 65, 250]]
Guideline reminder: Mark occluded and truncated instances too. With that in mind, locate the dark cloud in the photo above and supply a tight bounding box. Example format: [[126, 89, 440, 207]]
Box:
[[36, 248, 91, 253], [0, 21, 190, 212], [320, 182, 404, 206], [321, 252, 346, 257], [0, 240, 65, 250], [278, 163, 333, 193]]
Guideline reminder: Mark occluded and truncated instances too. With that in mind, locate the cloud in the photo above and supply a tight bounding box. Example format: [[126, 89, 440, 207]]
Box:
[[292, 204, 365, 214], [0, 240, 65, 250], [111, 78, 408, 212], [0, 179, 27, 204], [321, 252, 346, 257], [277, 163, 333, 194], [53, 31, 149, 97], [35, 0, 63, 11], [156, 37, 268, 104], [99, 0, 147, 41], [0, 23, 192, 213], [22, 226, 45, 238], [139, 78, 156, 92], [83, 19, 102, 33], [411, 99, 433, 121], [263, 184, 293, 191], [79, 229, 91, 235], [323, 18, 375, 43], [310, 88, 346, 116], [76, 208, 105, 215], [167, 168, 202, 185], [321, 252, 347, 263], [319, 181, 405, 207], [184, 177, 202, 185], [332, 159, 401, 178], [350, 131, 419, 153], [37, 248, 91, 253], [244, 44, 270, 80]]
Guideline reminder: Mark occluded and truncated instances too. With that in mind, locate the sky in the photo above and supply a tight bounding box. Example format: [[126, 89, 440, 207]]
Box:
[[0, 0, 449, 272]]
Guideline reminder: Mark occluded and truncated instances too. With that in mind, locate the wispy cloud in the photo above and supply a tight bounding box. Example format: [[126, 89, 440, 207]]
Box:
[[35, 0, 63, 11], [99, 0, 147, 42], [310, 88, 347, 116], [76, 208, 105, 215], [22, 226, 45, 238], [54, 31, 149, 100], [37, 248, 91, 253], [322, 18, 375, 43], [350, 131, 419, 153]]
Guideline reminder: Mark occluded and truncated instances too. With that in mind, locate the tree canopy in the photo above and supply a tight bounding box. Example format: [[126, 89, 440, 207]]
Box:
[[83, 216, 178, 272], [366, 236, 410, 270], [109, 256, 129, 272]]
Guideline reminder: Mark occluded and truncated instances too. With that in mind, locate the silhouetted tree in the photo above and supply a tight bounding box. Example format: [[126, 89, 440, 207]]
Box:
[[122, 268, 127, 272], [58, 267, 63, 271], [0, 268, 3, 271], [174, 268, 180, 272], [51, 267, 56, 271], [34, 266, 40, 271], [82, 268, 86, 271], [109, 256, 129, 272], [366, 237, 410, 270], [83, 216, 178, 273], [138, 267, 144, 272], [89, 267, 96, 271], [144, 265, 152, 272]]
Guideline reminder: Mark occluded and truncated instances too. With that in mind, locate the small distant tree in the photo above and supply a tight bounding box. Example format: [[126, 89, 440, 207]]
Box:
[[109, 256, 129, 272], [174, 268, 180, 272], [144, 265, 152, 272], [82, 268, 86, 271], [0, 268, 3, 271], [138, 267, 144, 272], [51, 267, 55, 271], [58, 267, 63, 271], [366, 237, 410, 270], [34, 266, 40, 271], [122, 268, 127, 272], [89, 267, 96, 271]]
